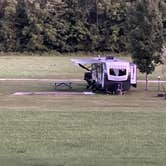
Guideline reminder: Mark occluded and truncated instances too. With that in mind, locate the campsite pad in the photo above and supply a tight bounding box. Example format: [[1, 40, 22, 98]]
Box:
[[12, 91, 95, 96]]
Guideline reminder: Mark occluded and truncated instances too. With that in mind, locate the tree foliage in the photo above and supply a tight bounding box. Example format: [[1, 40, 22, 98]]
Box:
[[127, 0, 164, 74], [127, 0, 164, 89], [0, 0, 165, 53], [0, 0, 131, 52], [0, 0, 17, 51], [159, 0, 166, 43]]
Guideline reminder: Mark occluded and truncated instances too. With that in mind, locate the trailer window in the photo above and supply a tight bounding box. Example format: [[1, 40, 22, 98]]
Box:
[[109, 69, 126, 76], [119, 69, 126, 76]]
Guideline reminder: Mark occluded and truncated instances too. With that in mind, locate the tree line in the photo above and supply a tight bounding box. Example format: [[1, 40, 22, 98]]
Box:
[[0, 0, 165, 53]]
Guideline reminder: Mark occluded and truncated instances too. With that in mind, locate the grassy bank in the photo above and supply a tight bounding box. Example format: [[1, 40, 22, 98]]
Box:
[[0, 54, 166, 166], [0, 111, 166, 166], [0, 80, 165, 166], [0, 55, 165, 80], [0, 80, 165, 112]]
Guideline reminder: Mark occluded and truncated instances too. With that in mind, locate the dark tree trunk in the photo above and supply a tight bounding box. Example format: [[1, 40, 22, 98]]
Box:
[[145, 72, 148, 91]]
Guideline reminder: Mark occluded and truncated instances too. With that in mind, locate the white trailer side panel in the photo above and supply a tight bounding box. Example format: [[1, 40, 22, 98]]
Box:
[[130, 64, 137, 84]]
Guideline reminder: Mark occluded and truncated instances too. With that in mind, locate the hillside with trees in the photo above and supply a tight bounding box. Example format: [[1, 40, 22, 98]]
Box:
[[0, 0, 165, 53]]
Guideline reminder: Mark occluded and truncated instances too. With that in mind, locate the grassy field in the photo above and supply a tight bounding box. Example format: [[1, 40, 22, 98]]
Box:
[[0, 55, 166, 80], [0, 54, 166, 166], [0, 111, 166, 166]]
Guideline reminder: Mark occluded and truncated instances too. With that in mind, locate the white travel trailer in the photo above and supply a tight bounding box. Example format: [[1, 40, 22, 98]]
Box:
[[72, 56, 137, 93]]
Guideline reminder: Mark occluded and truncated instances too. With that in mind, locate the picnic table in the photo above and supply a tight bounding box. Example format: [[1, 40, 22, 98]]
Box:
[[54, 81, 72, 89]]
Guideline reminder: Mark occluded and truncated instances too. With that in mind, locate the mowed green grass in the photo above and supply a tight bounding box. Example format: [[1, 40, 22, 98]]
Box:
[[0, 55, 82, 79], [0, 54, 165, 80], [0, 54, 166, 166], [0, 81, 165, 112], [0, 111, 166, 166]]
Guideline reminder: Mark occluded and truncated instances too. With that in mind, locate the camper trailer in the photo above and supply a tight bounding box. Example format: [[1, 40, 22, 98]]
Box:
[[72, 56, 137, 94]]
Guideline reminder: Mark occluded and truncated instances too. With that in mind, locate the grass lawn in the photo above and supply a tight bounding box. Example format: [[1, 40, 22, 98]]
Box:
[[0, 56, 81, 79], [0, 55, 165, 80], [0, 54, 166, 166], [0, 111, 166, 166]]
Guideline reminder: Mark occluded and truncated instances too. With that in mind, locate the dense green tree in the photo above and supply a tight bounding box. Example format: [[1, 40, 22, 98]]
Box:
[[60, 0, 93, 52], [16, 0, 48, 51], [42, 1, 65, 51], [0, 0, 165, 53], [97, 1, 128, 52], [127, 0, 164, 90], [15, 0, 30, 51], [0, 0, 17, 51], [159, 0, 166, 43]]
